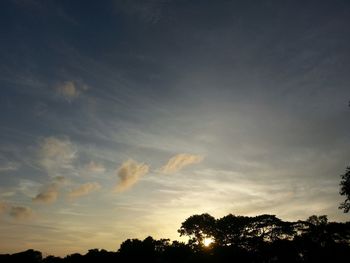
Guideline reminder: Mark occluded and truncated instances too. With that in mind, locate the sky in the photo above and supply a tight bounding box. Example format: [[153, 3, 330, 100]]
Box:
[[0, 0, 350, 257]]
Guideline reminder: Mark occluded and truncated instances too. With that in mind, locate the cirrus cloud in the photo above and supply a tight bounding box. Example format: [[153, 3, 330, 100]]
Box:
[[114, 159, 150, 193], [159, 153, 204, 174]]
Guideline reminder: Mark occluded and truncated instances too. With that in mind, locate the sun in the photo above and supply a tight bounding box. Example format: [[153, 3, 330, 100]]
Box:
[[203, 237, 214, 247]]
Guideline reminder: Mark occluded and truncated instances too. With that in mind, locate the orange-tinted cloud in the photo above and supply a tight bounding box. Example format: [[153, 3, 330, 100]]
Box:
[[32, 176, 68, 204], [68, 182, 101, 199], [32, 184, 59, 204], [9, 206, 33, 220], [114, 159, 149, 193], [160, 153, 203, 174]]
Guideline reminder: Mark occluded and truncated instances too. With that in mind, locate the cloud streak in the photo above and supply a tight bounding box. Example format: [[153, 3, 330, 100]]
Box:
[[159, 154, 203, 174], [0, 162, 19, 172], [68, 182, 101, 199], [114, 159, 149, 193]]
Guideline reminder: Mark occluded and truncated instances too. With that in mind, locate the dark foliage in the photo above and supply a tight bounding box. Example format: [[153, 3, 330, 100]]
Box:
[[1, 213, 349, 263], [339, 166, 350, 213]]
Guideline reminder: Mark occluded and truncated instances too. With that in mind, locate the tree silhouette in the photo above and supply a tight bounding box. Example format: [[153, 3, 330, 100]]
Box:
[[0, 249, 42, 263], [178, 213, 216, 247], [339, 166, 350, 213], [162, 241, 192, 263], [215, 214, 251, 247]]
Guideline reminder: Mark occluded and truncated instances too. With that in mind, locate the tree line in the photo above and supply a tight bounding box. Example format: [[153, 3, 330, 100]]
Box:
[[1, 159, 349, 262], [1, 213, 349, 263]]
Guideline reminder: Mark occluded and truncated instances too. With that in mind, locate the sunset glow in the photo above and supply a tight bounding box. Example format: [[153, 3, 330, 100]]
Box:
[[203, 237, 214, 247], [0, 0, 349, 257]]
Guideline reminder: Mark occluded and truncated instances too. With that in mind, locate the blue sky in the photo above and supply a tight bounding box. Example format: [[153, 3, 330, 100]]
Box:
[[0, 0, 350, 256]]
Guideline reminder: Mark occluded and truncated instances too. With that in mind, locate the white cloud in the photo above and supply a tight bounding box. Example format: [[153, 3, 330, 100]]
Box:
[[68, 182, 101, 199], [114, 159, 149, 193], [159, 153, 203, 174], [38, 137, 76, 177]]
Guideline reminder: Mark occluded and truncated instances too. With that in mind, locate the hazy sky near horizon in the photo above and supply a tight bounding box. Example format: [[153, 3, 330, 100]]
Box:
[[0, 0, 350, 256]]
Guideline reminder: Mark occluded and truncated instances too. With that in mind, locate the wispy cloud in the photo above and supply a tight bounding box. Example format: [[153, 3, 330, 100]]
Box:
[[84, 161, 106, 174], [159, 153, 203, 174], [56, 80, 88, 102], [0, 162, 19, 172], [68, 182, 101, 199], [9, 206, 33, 220], [114, 159, 149, 193], [17, 179, 41, 198], [38, 137, 76, 177]]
